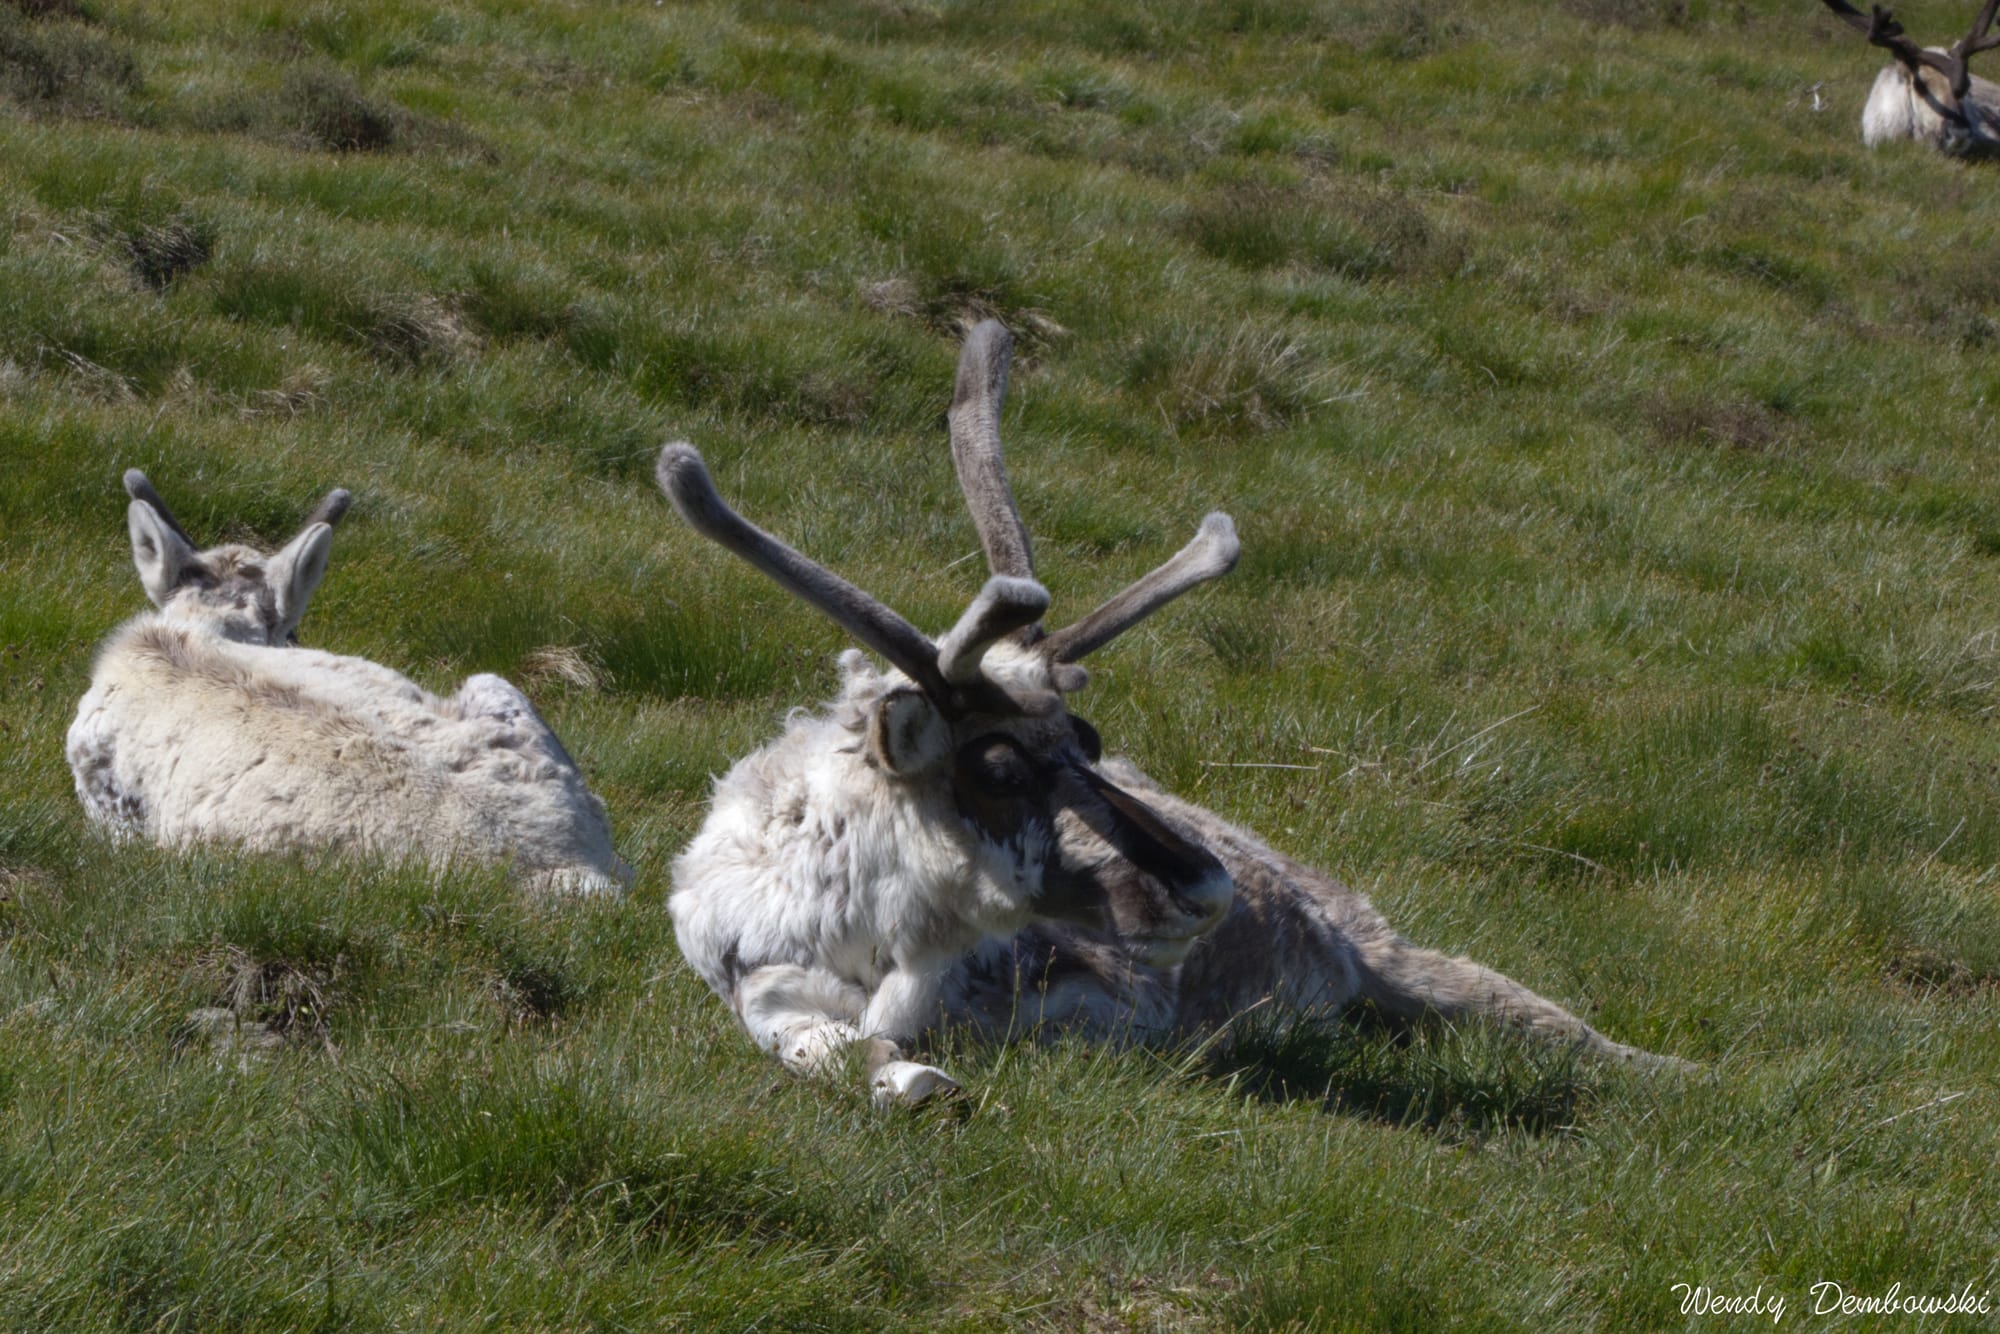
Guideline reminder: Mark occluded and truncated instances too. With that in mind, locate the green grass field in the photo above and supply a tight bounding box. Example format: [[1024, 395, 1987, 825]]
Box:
[[5, 0, 2000, 1326]]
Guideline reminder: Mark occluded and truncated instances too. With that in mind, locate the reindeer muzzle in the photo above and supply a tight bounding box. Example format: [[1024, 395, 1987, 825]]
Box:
[[1071, 766, 1234, 957]]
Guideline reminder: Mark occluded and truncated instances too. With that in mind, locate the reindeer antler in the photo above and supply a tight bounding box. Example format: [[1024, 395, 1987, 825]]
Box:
[[940, 321, 1241, 666], [1822, 0, 1998, 99], [1964, 0, 2000, 66], [1041, 514, 1240, 664], [658, 444, 952, 699], [657, 443, 1054, 714], [949, 320, 1036, 584], [936, 577, 1050, 684]]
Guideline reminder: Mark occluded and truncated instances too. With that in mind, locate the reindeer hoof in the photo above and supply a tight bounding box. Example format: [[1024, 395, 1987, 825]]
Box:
[[871, 1060, 960, 1109]]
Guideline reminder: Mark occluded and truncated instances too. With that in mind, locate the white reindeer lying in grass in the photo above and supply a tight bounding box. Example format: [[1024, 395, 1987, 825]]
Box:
[[659, 322, 1683, 1107], [1821, 0, 2000, 155], [66, 471, 630, 895]]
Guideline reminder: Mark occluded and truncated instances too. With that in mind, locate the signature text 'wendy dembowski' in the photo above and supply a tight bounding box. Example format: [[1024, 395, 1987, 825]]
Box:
[[1672, 1281, 1994, 1323]]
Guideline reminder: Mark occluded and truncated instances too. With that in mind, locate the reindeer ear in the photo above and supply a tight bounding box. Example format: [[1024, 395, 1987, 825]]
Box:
[[867, 686, 950, 777], [268, 522, 334, 639], [127, 499, 195, 607]]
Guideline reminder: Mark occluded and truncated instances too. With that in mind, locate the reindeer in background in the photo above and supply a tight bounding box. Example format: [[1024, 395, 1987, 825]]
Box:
[[1821, 0, 2000, 155], [660, 322, 1683, 1108], [67, 471, 630, 895]]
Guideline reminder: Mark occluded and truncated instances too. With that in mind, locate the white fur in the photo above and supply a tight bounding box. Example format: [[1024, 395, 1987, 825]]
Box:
[[1859, 59, 2000, 153], [670, 662, 1033, 1100], [68, 500, 630, 895], [669, 644, 1224, 1106]]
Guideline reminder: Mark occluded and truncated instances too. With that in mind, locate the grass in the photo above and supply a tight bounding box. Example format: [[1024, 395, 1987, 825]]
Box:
[[4, 0, 2000, 1325]]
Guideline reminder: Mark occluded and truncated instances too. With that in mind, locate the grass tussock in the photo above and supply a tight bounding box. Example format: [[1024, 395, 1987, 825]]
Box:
[[1124, 320, 1341, 433], [108, 214, 215, 290], [5, 0, 94, 18], [1561, 0, 1703, 30], [861, 273, 1071, 349], [1180, 181, 1458, 282], [186, 942, 343, 1057], [0, 6, 138, 118], [191, 64, 452, 154], [1644, 388, 1793, 454]]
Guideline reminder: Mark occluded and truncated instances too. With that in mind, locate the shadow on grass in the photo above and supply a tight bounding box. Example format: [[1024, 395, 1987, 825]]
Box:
[[920, 1005, 1604, 1141], [1200, 1006, 1599, 1140]]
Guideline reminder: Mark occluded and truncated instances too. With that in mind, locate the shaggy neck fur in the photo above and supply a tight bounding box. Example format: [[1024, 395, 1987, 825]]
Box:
[[671, 649, 1064, 1006]]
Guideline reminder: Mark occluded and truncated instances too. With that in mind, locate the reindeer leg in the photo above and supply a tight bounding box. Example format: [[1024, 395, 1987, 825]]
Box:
[[735, 964, 960, 1106], [859, 966, 961, 1108], [736, 963, 866, 1075], [942, 929, 1173, 1045], [1351, 930, 1691, 1072]]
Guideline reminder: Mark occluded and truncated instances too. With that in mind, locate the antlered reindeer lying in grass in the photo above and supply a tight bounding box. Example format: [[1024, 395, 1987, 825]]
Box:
[[660, 322, 1683, 1107], [1821, 0, 2000, 155], [66, 471, 630, 895]]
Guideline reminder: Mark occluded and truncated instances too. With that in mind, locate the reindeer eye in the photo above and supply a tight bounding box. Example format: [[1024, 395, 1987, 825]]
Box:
[[958, 735, 1035, 796], [1070, 715, 1102, 763]]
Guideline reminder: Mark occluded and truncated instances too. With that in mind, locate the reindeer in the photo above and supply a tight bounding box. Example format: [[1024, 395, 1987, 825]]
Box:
[[66, 472, 631, 895], [659, 322, 1682, 1108], [1821, 0, 2000, 155]]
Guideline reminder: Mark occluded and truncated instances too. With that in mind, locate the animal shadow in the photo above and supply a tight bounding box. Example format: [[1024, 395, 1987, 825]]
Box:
[[1199, 1006, 1603, 1139]]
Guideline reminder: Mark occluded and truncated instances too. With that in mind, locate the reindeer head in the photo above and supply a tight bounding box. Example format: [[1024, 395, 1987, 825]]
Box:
[[121, 470, 353, 647], [657, 322, 1238, 964], [1822, 0, 2000, 147]]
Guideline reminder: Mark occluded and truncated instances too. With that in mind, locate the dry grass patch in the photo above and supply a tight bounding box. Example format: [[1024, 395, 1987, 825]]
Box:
[[186, 942, 346, 1059], [862, 274, 1071, 349], [1644, 390, 1794, 454], [1124, 320, 1343, 434], [109, 215, 215, 291]]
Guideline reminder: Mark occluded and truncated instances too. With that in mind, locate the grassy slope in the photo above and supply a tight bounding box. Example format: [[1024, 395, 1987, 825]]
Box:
[[3, 0, 1999, 1326]]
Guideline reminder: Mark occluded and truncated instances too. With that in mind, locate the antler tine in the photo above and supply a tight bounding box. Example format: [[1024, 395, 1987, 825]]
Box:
[[122, 469, 196, 547], [936, 576, 1050, 686], [1822, 1, 1964, 84], [1961, 0, 2000, 55], [656, 443, 952, 701], [1041, 513, 1240, 664], [949, 320, 1036, 584], [1821, 0, 1874, 37], [302, 488, 353, 530]]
